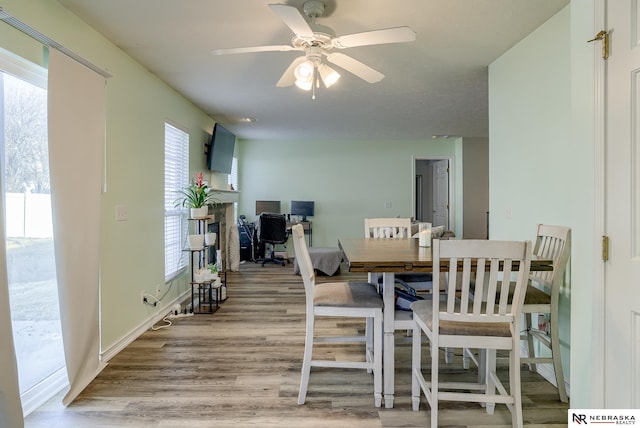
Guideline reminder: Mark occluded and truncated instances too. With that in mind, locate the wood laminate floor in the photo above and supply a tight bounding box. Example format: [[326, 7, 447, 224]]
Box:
[[25, 260, 569, 427]]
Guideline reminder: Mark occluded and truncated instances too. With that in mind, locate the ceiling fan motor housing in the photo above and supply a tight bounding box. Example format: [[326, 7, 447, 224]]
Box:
[[303, 1, 325, 19]]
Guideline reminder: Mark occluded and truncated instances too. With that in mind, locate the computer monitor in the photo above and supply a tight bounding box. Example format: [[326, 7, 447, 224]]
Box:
[[255, 200, 281, 215], [290, 200, 314, 221]]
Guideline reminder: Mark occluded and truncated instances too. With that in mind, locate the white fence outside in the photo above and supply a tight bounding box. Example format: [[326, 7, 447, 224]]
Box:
[[5, 192, 53, 238]]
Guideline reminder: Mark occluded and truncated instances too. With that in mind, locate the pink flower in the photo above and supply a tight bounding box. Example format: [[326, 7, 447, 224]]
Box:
[[194, 172, 205, 189]]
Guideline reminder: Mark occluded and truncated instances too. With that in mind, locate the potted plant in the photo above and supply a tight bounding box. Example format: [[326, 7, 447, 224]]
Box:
[[174, 172, 220, 218], [207, 263, 218, 279]]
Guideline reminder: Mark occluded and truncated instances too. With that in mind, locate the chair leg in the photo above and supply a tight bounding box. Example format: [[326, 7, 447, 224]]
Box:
[[411, 324, 421, 411], [445, 347, 454, 364], [365, 317, 373, 374], [485, 349, 496, 414], [509, 344, 524, 427], [430, 335, 439, 428], [462, 347, 470, 369], [298, 313, 314, 404], [258, 243, 286, 266], [524, 313, 536, 372], [373, 311, 383, 407], [550, 310, 568, 403]]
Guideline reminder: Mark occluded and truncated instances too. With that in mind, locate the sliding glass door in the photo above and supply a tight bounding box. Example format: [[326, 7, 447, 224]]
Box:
[[1, 53, 66, 414]]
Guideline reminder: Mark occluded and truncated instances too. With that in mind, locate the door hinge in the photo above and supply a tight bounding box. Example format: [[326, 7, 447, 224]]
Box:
[[602, 235, 609, 262], [588, 30, 609, 60]]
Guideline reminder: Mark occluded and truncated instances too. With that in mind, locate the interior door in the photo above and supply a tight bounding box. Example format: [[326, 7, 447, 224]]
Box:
[[432, 159, 449, 228], [604, 0, 640, 406]]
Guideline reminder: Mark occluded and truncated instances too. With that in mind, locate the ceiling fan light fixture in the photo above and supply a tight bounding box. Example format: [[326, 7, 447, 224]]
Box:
[[295, 78, 313, 91], [294, 60, 314, 80], [294, 59, 315, 91], [318, 63, 340, 88]]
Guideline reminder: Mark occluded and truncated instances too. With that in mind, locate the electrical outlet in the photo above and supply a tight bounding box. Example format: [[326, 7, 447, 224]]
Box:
[[155, 284, 162, 298]]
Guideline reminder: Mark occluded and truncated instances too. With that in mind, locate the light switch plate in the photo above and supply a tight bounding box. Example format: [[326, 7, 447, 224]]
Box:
[[116, 204, 128, 221]]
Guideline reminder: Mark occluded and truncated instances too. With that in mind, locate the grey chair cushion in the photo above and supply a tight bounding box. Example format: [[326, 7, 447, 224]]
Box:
[[411, 299, 512, 337], [314, 282, 383, 309], [496, 281, 551, 306], [522, 284, 551, 306]]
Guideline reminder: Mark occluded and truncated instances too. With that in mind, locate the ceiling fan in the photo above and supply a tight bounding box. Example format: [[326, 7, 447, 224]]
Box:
[[211, 1, 416, 97]]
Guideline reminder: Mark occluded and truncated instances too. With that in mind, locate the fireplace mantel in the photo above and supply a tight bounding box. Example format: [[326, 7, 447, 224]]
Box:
[[213, 189, 239, 204]]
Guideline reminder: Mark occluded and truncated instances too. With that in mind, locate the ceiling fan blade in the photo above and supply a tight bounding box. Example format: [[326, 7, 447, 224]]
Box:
[[212, 45, 298, 55], [268, 4, 314, 38], [332, 26, 416, 48], [326, 53, 385, 84], [276, 56, 307, 87]]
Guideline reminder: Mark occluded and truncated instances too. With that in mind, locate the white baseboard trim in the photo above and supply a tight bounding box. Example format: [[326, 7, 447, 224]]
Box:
[[22, 367, 68, 417], [100, 290, 191, 363]]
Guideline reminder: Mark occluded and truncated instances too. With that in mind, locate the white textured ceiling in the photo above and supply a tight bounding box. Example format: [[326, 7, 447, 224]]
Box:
[[56, 0, 568, 141]]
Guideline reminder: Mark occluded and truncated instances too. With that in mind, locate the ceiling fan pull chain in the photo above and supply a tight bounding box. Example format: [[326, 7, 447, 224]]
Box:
[[312, 66, 317, 100]]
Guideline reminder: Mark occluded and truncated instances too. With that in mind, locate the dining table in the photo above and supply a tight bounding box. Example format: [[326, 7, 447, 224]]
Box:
[[338, 237, 553, 409]]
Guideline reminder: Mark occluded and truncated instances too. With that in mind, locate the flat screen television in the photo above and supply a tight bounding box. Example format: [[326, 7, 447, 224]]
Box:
[[290, 200, 314, 221], [256, 200, 281, 215], [207, 123, 235, 174]]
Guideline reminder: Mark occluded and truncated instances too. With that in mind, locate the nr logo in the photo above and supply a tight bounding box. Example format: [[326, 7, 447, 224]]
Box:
[[573, 413, 588, 424]]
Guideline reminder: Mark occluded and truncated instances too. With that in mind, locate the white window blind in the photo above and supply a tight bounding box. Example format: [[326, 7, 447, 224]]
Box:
[[228, 156, 238, 219], [164, 122, 189, 280], [227, 156, 238, 190]]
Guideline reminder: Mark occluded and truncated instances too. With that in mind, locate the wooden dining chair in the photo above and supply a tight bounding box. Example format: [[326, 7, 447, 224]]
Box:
[[364, 217, 412, 238], [363, 217, 415, 287], [364, 217, 438, 291], [519, 224, 571, 403], [461, 225, 571, 402], [291, 224, 383, 407], [411, 238, 532, 428]]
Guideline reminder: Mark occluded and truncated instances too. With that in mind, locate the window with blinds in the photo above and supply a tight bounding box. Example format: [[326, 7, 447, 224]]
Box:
[[227, 156, 238, 190], [228, 156, 238, 219], [164, 122, 189, 280]]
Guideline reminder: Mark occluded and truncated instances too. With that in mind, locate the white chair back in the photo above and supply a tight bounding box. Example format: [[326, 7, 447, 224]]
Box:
[[364, 217, 412, 238], [433, 239, 532, 330], [291, 224, 315, 305], [531, 224, 571, 289]]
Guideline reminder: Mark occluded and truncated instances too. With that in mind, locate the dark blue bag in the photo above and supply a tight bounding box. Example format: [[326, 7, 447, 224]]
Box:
[[394, 279, 424, 311]]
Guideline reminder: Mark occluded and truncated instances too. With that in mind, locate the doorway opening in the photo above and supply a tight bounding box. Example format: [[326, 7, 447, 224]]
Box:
[[414, 158, 450, 229]]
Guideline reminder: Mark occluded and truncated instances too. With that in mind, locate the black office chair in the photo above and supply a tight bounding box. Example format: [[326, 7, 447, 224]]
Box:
[[256, 212, 288, 266]]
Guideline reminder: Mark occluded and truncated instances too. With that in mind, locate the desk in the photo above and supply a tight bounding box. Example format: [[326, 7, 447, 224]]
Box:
[[287, 221, 312, 246], [338, 237, 552, 408]]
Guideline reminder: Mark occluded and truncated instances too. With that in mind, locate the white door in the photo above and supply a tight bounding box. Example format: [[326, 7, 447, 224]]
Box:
[[432, 159, 449, 228], [604, 0, 640, 407]]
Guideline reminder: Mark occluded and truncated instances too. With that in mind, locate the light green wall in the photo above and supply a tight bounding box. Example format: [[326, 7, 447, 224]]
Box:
[[0, 0, 217, 350], [238, 138, 464, 249], [489, 3, 597, 407], [568, 0, 597, 407]]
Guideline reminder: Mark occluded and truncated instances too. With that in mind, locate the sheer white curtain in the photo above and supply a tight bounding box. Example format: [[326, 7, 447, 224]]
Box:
[[47, 49, 106, 406], [0, 178, 23, 427]]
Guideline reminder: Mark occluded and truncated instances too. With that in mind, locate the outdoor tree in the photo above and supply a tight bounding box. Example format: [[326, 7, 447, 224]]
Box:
[[3, 74, 49, 194]]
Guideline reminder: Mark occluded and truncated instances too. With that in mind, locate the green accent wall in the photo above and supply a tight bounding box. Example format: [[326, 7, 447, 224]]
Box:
[[237, 138, 468, 250], [0, 0, 218, 350], [489, 3, 598, 407]]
